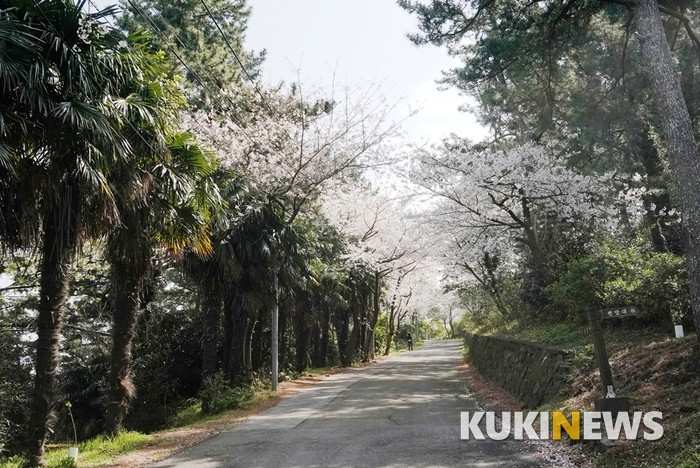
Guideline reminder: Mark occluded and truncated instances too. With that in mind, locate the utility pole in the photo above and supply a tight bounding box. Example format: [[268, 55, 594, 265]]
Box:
[[271, 257, 279, 392]]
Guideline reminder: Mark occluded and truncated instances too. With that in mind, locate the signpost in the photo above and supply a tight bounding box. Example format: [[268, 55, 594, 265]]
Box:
[[586, 306, 638, 415]]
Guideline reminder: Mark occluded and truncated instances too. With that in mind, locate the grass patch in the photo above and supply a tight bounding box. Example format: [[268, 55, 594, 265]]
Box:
[[487, 322, 586, 349], [1, 431, 150, 468], [171, 400, 204, 428], [0, 456, 26, 468], [171, 378, 271, 429]]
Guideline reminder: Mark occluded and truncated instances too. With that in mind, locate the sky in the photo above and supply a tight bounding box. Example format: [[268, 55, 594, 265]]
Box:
[[89, 0, 489, 144], [244, 0, 488, 144]]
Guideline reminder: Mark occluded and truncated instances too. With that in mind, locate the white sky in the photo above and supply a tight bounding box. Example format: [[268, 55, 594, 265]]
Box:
[[245, 0, 488, 144], [90, 0, 489, 144]]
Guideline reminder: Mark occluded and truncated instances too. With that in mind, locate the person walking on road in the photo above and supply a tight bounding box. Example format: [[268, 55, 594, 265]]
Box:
[[407, 332, 413, 351]]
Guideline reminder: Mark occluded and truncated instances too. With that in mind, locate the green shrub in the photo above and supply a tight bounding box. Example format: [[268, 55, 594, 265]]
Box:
[[545, 237, 690, 326], [199, 372, 255, 415], [0, 456, 25, 468]]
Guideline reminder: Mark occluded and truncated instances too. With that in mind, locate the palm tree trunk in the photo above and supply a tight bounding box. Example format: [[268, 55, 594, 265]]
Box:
[[223, 290, 236, 380], [336, 306, 350, 365], [105, 276, 144, 436], [633, 0, 700, 342], [321, 308, 331, 366], [200, 284, 221, 413], [227, 303, 248, 387], [242, 312, 255, 383], [278, 297, 288, 371], [295, 317, 310, 372], [28, 211, 77, 467], [311, 318, 323, 368], [251, 317, 263, 371]]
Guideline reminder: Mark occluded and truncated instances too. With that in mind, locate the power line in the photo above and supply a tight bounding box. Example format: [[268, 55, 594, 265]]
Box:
[[130, 0, 258, 127], [121, 0, 243, 119], [198, 0, 272, 110], [197, 0, 258, 89], [87, 0, 256, 145]]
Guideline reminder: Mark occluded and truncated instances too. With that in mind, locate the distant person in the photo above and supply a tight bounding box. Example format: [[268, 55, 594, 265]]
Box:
[[407, 332, 413, 351]]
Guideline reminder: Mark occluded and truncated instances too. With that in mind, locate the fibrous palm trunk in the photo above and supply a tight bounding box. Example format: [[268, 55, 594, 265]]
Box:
[[278, 297, 288, 371], [200, 284, 221, 412], [28, 200, 79, 467], [242, 312, 255, 383], [106, 276, 144, 436], [321, 308, 331, 366], [633, 0, 700, 341], [227, 302, 248, 386]]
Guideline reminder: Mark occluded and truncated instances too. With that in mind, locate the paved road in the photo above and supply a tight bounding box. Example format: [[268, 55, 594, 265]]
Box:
[[153, 340, 540, 468]]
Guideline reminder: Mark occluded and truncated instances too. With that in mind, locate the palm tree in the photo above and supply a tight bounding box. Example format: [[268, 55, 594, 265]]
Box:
[[105, 131, 220, 435], [99, 38, 222, 435], [0, 1, 159, 464]]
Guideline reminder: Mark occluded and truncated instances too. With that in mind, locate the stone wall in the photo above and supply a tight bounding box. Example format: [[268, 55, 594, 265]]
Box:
[[463, 333, 572, 408]]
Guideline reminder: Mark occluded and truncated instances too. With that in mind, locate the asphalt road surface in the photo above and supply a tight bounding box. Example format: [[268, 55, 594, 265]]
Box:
[[153, 340, 541, 468]]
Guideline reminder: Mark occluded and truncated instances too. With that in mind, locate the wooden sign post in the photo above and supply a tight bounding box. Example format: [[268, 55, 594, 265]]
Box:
[[586, 306, 637, 415]]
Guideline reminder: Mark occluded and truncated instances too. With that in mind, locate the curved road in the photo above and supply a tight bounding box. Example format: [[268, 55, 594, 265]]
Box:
[[153, 340, 540, 468]]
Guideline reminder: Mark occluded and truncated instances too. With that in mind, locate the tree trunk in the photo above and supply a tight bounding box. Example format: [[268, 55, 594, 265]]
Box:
[[633, 0, 700, 339], [242, 311, 255, 383], [295, 299, 311, 372], [227, 303, 248, 387], [278, 296, 288, 371], [311, 318, 323, 368], [222, 291, 234, 380], [344, 316, 360, 366], [343, 295, 361, 366], [363, 271, 380, 361], [251, 316, 263, 371], [28, 208, 77, 467], [384, 304, 396, 356], [105, 276, 144, 436], [321, 308, 331, 366], [336, 301, 351, 365], [200, 284, 221, 412]]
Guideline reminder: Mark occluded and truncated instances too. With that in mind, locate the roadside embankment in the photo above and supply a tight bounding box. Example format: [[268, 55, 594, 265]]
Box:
[[463, 333, 572, 408]]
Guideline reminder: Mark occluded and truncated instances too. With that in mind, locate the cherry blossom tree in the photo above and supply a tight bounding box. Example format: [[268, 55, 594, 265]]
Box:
[[182, 81, 405, 209], [321, 182, 471, 351], [408, 140, 646, 311]]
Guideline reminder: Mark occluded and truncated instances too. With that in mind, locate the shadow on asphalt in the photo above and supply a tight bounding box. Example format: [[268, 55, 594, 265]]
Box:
[[152, 340, 541, 468]]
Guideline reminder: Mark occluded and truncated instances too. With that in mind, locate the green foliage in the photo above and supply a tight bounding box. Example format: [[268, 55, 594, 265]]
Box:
[[44, 457, 77, 468], [43, 431, 149, 467], [545, 237, 690, 325], [374, 313, 389, 352], [79, 431, 149, 458], [0, 456, 25, 468], [126, 300, 203, 432], [119, 0, 264, 105], [56, 357, 109, 442], [0, 430, 148, 468], [0, 323, 31, 455], [170, 401, 203, 428], [535, 323, 581, 347], [198, 372, 255, 415]]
